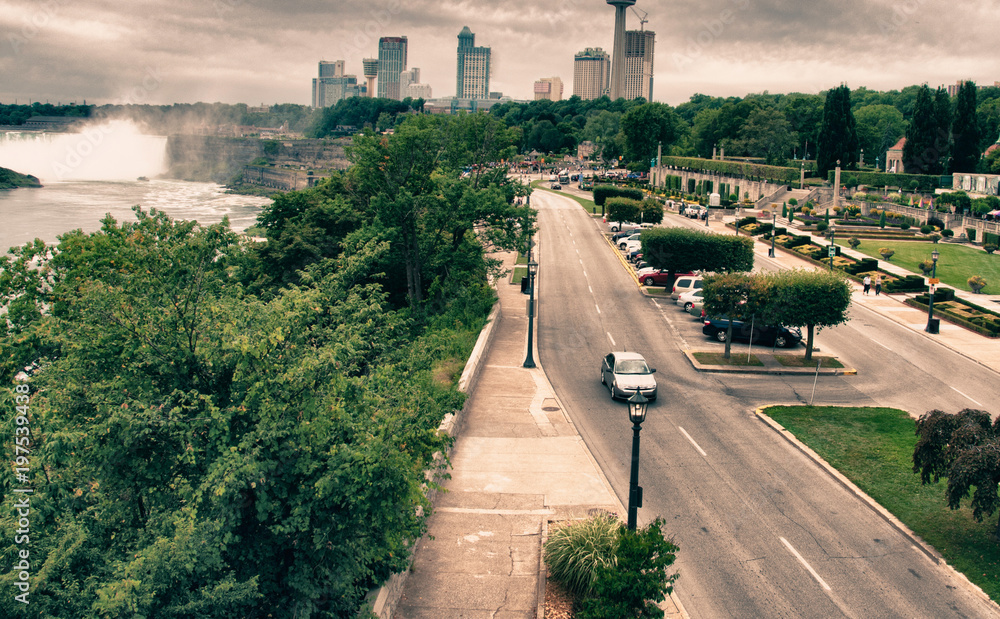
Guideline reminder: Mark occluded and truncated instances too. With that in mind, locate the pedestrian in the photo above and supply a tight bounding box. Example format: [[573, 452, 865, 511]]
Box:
[[863, 275, 871, 295], [874, 274, 882, 296]]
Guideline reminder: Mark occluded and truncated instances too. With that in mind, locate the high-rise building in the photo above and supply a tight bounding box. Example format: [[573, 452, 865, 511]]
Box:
[[623, 30, 654, 101], [362, 58, 379, 98], [378, 36, 408, 100], [399, 67, 420, 95], [534, 77, 564, 101], [573, 47, 611, 100], [406, 83, 433, 99], [606, 0, 636, 100], [456, 26, 491, 99], [312, 60, 359, 108]]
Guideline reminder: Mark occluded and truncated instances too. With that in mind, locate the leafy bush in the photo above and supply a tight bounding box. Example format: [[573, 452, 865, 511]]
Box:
[[920, 225, 933, 234], [929, 234, 941, 243], [918, 260, 934, 275], [787, 198, 798, 206], [984, 243, 997, 254], [941, 229, 954, 238], [967, 228, 977, 242], [594, 185, 643, 206], [900, 223, 910, 230], [578, 518, 679, 619], [848, 236, 861, 249], [927, 216, 945, 229], [816, 221, 829, 232], [544, 513, 621, 597]]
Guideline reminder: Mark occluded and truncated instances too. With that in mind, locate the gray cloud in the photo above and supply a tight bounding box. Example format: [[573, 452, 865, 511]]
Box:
[[2, 0, 997, 107]]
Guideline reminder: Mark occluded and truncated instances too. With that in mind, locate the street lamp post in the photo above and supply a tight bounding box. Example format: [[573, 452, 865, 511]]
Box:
[[626, 388, 649, 531], [523, 260, 539, 368], [769, 210, 776, 258], [925, 249, 940, 333], [828, 225, 835, 271]]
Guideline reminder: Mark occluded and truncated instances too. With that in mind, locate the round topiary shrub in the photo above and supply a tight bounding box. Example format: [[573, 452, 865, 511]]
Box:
[[941, 229, 954, 237], [848, 236, 861, 249], [900, 223, 910, 230], [816, 221, 829, 232], [920, 225, 933, 234], [929, 234, 941, 244]]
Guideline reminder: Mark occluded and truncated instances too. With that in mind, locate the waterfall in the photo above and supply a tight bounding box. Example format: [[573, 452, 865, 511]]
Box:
[[0, 120, 168, 182]]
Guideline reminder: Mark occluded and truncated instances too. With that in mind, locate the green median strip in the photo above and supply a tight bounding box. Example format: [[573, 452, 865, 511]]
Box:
[[692, 352, 764, 366], [763, 405, 1000, 603], [772, 355, 844, 368]]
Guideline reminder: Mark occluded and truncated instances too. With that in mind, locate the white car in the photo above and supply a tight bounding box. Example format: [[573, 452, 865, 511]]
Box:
[[618, 232, 642, 250], [600, 351, 657, 400], [675, 289, 704, 311], [670, 275, 703, 300], [607, 220, 638, 232]]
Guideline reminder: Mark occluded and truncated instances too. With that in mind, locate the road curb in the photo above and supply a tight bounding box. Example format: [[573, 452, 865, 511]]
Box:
[[754, 405, 1000, 611], [683, 350, 857, 375]]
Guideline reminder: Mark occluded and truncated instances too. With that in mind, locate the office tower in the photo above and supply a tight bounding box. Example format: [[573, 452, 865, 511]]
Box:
[[363, 58, 379, 98], [623, 29, 654, 101], [378, 36, 408, 100], [312, 60, 358, 108], [606, 0, 636, 100], [534, 77, 564, 101], [573, 47, 611, 100], [399, 67, 420, 95], [456, 26, 491, 99]]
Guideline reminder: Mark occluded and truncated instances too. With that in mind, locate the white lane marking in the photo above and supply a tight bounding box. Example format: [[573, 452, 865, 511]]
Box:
[[872, 340, 892, 351], [580, 259, 584, 265], [780, 537, 832, 591], [589, 286, 594, 294], [678, 427, 707, 456], [596, 304, 602, 315], [583, 270, 587, 278], [951, 387, 982, 407], [607, 332, 616, 347]]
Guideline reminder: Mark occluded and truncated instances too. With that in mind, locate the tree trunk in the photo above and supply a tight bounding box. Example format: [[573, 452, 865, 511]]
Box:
[[724, 318, 733, 359], [804, 324, 815, 361]]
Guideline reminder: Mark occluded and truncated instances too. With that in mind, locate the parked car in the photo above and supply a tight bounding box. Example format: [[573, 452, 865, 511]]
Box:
[[670, 275, 703, 300], [618, 233, 643, 250], [675, 289, 704, 311], [550, 182, 561, 190], [612, 227, 642, 242], [636, 269, 695, 287], [600, 351, 657, 400], [702, 317, 803, 348], [607, 221, 638, 232], [686, 206, 706, 219]]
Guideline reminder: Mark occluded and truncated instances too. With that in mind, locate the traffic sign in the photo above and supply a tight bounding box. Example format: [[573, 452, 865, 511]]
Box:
[[828, 246, 836, 257]]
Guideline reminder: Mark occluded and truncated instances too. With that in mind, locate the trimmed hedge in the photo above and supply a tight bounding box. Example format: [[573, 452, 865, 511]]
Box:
[[909, 292, 1000, 336], [966, 228, 977, 242], [593, 185, 644, 206], [825, 170, 944, 191], [985, 231, 1000, 246], [884, 275, 927, 293], [660, 156, 802, 184]]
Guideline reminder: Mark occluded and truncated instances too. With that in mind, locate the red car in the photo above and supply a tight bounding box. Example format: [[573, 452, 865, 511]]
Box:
[[636, 269, 695, 287]]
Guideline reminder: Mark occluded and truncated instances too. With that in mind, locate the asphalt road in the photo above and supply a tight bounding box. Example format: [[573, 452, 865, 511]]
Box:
[[531, 187, 999, 618]]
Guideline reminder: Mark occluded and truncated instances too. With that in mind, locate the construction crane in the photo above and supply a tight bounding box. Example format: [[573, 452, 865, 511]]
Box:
[[630, 6, 648, 30]]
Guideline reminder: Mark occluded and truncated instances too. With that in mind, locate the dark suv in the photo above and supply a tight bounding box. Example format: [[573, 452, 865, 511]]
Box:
[[702, 317, 802, 348]]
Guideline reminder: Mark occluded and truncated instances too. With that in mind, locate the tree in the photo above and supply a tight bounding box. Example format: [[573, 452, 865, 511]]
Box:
[[731, 107, 796, 165], [606, 197, 642, 225], [641, 228, 754, 289], [764, 269, 852, 361], [913, 408, 1000, 537], [903, 85, 950, 175], [817, 85, 860, 177], [621, 102, 682, 166], [951, 81, 982, 173], [854, 104, 905, 168], [701, 273, 771, 359]]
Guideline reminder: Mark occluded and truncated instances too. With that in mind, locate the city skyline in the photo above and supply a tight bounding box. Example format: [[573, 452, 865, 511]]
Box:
[[3, 0, 1000, 108]]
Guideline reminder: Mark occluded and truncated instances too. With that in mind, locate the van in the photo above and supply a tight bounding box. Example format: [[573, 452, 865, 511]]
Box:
[[558, 172, 570, 184], [670, 276, 703, 301]]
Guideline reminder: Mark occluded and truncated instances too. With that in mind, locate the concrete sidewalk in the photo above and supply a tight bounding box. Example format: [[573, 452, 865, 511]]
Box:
[[392, 250, 688, 618]]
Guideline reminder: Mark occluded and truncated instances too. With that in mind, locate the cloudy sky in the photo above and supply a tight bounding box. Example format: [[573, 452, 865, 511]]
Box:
[[3, 0, 999, 108]]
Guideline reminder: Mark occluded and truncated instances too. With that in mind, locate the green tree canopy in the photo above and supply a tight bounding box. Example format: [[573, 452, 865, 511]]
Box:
[[903, 85, 950, 175], [913, 408, 1000, 537], [951, 81, 982, 173], [641, 228, 754, 286], [817, 85, 860, 176], [763, 269, 852, 360]]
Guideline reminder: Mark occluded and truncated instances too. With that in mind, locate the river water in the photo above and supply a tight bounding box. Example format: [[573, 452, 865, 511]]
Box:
[[0, 123, 272, 253]]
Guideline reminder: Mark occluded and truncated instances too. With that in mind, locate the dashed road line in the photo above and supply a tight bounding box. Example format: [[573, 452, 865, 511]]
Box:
[[780, 537, 832, 591], [678, 427, 707, 456]]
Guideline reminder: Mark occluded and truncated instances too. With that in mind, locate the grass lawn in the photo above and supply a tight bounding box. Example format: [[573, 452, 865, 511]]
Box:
[[511, 266, 527, 285], [692, 351, 763, 366], [763, 405, 1000, 603], [773, 355, 844, 368], [839, 240, 1000, 293]]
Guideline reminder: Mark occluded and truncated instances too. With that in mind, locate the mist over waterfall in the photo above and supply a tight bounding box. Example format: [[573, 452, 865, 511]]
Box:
[[0, 121, 168, 182]]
